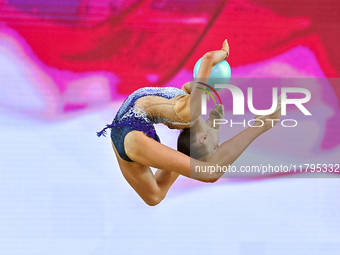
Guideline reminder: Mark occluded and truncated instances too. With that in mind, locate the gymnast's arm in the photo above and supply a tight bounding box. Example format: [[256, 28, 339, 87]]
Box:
[[206, 104, 225, 129], [125, 131, 217, 183], [125, 122, 270, 183]]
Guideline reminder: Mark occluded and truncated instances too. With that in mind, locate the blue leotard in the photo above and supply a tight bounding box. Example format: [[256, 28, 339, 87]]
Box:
[[97, 87, 188, 162]]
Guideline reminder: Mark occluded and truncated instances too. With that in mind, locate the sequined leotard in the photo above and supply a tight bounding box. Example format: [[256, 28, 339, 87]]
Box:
[[97, 87, 190, 162]]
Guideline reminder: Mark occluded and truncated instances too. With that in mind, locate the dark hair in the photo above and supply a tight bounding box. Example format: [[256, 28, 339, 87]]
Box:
[[177, 128, 210, 161], [177, 128, 191, 157]]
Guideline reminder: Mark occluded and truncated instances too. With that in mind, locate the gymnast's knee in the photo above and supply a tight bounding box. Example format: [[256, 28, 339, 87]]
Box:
[[144, 193, 165, 206]]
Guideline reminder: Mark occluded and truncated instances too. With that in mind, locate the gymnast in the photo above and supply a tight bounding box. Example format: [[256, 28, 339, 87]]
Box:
[[97, 39, 281, 206]]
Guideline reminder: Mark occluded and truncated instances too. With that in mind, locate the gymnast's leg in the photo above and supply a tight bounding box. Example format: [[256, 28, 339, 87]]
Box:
[[122, 113, 279, 205], [112, 139, 179, 206]]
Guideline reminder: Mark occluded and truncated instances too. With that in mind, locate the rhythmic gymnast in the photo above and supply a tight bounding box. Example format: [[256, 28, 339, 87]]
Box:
[[97, 39, 282, 206]]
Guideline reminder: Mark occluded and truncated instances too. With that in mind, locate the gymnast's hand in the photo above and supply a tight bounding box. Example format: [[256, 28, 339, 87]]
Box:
[[208, 104, 225, 129]]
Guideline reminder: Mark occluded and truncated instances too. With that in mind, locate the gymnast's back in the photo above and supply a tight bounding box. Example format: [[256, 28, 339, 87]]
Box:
[[97, 87, 190, 162]]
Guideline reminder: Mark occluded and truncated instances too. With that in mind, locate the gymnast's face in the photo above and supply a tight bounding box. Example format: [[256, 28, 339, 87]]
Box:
[[196, 123, 219, 158], [189, 116, 220, 161], [204, 127, 219, 155]]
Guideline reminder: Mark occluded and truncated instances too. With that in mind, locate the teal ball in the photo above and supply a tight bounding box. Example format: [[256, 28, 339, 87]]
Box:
[[193, 58, 231, 91]]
